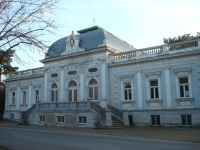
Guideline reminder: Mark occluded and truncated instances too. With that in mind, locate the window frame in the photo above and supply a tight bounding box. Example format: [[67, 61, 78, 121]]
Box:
[[88, 79, 99, 101], [144, 72, 161, 100], [68, 80, 78, 102], [56, 115, 65, 124], [39, 115, 46, 123], [51, 83, 58, 102], [11, 92, 15, 105], [21, 89, 27, 104], [119, 75, 134, 102], [77, 116, 87, 125], [150, 115, 161, 126], [181, 114, 192, 126], [174, 68, 192, 99]]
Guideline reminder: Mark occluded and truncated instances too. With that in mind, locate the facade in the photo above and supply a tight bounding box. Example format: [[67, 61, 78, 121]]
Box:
[[3, 26, 200, 127]]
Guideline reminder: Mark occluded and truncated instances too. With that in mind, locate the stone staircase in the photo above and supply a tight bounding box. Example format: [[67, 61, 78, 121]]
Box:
[[105, 115, 132, 129]]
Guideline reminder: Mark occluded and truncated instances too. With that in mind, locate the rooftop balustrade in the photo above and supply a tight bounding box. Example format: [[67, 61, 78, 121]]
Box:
[[111, 39, 200, 61], [7, 67, 44, 79]]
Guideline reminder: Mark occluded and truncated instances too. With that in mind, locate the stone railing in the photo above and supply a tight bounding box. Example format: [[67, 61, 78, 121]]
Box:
[[7, 67, 44, 79], [113, 51, 136, 60], [140, 46, 163, 56], [108, 105, 123, 121], [168, 40, 198, 51], [110, 40, 200, 61], [90, 101, 106, 121], [36, 100, 90, 111]]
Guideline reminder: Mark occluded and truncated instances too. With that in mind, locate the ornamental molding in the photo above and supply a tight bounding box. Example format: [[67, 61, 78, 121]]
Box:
[[48, 67, 61, 72], [49, 74, 60, 82], [119, 75, 134, 81], [163, 66, 170, 70], [66, 71, 79, 81], [61, 31, 85, 55], [173, 68, 192, 76], [85, 68, 100, 78], [144, 71, 161, 79]]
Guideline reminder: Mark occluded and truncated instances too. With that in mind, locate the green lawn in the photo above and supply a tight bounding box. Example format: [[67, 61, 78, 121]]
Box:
[[0, 145, 13, 150]]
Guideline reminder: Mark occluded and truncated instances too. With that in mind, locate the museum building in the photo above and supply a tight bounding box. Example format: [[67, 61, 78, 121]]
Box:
[[3, 26, 200, 127]]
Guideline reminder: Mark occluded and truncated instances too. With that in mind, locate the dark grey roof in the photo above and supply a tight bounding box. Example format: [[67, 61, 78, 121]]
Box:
[[47, 26, 135, 58]]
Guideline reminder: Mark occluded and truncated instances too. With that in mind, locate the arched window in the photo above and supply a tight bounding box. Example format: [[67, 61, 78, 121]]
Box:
[[52, 83, 58, 102], [89, 79, 98, 100], [69, 80, 77, 102]]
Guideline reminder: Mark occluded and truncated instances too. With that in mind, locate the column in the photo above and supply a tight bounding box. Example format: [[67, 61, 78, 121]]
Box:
[[29, 83, 32, 108], [136, 70, 143, 110], [44, 69, 48, 102], [17, 85, 20, 110], [79, 66, 84, 101], [60, 67, 64, 101], [101, 63, 107, 108], [164, 66, 172, 109]]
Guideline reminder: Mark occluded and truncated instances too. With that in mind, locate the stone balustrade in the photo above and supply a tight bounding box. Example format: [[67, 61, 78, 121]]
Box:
[[7, 67, 44, 79], [36, 101, 90, 111], [110, 39, 200, 61]]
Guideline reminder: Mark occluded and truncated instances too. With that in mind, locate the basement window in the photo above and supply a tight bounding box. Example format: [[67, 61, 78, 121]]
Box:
[[151, 115, 160, 126], [181, 115, 192, 126]]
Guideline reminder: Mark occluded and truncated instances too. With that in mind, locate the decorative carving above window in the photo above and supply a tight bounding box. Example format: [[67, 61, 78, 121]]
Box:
[[68, 71, 77, 75], [88, 68, 98, 73], [49, 73, 60, 82], [51, 73, 58, 77]]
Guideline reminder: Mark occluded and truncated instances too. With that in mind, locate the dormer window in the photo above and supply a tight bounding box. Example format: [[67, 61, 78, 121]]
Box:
[[88, 68, 97, 73], [68, 71, 77, 75], [51, 73, 58, 77]]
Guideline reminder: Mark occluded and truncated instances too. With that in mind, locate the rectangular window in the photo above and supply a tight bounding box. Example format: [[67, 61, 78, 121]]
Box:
[[35, 90, 39, 101], [12, 92, 15, 104], [89, 87, 93, 98], [124, 82, 132, 101], [23, 91, 26, 104], [151, 115, 160, 126], [150, 80, 159, 99], [94, 87, 98, 100], [40, 116, 45, 122], [74, 89, 77, 101], [57, 116, 64, 123], [69, 90, 72, 102], [78, 116, 87, 124], [181, 115, 191, 126], [179, 77, 189, 97]]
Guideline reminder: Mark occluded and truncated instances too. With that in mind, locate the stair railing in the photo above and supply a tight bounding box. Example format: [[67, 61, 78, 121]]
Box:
[[22, 104, 36, 120], [90, 101, 106, 122], [107, 105, 123, 122]]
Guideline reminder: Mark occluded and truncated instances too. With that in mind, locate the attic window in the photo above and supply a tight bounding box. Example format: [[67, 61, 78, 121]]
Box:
[[51, 73, 58, 78], [88, 68, 98, 73], [68, 71, 77, 75]]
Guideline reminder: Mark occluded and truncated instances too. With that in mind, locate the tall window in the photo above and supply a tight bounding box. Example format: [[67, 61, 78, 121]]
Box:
[[52, 83, 58, 102], [69, 80, 77, 102], [89, 79, 98, 100], [179, 77, 189, 97], [23, 91, 26, 104], [12, 92, 15, 104], [150, 80, 159, 99], [35, 90, 39, 102], [124, 82, 132, 100]]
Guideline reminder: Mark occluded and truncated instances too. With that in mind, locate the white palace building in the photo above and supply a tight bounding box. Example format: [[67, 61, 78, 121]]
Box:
[[3, 26, 200, 127]]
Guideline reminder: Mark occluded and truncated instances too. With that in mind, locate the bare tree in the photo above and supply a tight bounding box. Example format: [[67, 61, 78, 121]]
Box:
[[0, 0, 61, 66]]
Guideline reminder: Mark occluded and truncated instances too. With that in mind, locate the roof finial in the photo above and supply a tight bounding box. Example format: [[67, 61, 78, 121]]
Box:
[[92, 17, 95, 26], [72, 31, 74, 34]]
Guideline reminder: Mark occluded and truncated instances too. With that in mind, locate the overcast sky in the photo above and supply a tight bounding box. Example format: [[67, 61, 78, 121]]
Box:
[[13, 0, 200, 71]]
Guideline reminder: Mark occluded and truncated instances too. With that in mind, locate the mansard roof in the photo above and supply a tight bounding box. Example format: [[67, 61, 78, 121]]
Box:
[[46, 26, 135, 58]]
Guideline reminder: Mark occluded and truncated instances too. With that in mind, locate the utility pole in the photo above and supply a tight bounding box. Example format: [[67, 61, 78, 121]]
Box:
[[92, 17, 95, 26]]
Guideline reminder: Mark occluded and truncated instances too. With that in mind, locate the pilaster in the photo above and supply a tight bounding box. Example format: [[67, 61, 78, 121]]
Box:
[[164, 66, 172, 109], [136, 70, 143, 110]]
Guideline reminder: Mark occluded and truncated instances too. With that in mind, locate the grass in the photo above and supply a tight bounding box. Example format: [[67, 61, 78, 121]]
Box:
[[0, 145, 13, 150]]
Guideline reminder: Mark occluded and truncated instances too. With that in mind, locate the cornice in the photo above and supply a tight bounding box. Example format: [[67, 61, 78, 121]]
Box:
[[40, 47, 113, 64], [108, 50, 200, 68]]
